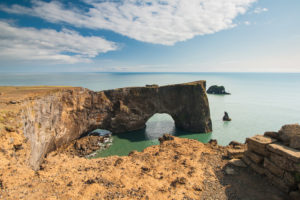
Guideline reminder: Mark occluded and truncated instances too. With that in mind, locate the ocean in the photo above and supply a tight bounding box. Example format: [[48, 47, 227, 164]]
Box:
[[1, 72, 300, 157]]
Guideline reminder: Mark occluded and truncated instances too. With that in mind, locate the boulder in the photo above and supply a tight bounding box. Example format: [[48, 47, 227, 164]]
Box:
[[278, 124, 300, 149], [207, 85, 230, 95], [208, 139, 218, 146]]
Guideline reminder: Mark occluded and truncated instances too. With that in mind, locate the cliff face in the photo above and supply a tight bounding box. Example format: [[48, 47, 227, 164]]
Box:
[[20, 81, 211, 170]]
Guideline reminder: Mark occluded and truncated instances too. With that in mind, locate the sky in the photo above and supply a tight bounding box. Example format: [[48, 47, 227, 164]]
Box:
[[0, 0, 299, 72]]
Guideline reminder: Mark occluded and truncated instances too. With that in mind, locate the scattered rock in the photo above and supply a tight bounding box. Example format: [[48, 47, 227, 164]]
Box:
[[141, 167, 150, 172], [229, 141, 243, 148], [85, 179, 96, 185], [207, 85, 230, 95], [9, 100, 17, 104], [158, 134, 174, 144], [192, 184, 202, 191], [228, 159, 247, 167], [225, 167, 235, 175], [209, 139, 218, 146], [170, 177, 186, 187], [13, 144, 23, 152], [5, 126, 16, 132], [128, 150, 138, 156], [114, 158, 123, 166]]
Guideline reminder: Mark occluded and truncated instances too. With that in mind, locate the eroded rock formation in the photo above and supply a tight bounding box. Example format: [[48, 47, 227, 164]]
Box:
[[207, 85, 230, 95], [21, 81, 211, 170]]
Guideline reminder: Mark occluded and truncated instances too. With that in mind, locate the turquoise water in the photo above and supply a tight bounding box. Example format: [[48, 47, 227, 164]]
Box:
[[1, 72, 300, 156]]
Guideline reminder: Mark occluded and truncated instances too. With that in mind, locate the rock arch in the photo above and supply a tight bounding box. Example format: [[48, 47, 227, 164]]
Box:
[[22, 81, 211, 169]]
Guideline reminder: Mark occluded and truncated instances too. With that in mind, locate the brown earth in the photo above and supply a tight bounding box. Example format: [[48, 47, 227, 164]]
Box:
[[0, 87, 290, 199]]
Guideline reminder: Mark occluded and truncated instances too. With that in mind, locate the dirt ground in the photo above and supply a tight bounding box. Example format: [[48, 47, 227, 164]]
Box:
[[0, 87, 290, 200]]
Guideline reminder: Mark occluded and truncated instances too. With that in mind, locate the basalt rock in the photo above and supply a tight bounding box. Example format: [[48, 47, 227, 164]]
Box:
[[223, 112, 231, 121], [207, 85, 230, 95], [21, 81, 212, 170]]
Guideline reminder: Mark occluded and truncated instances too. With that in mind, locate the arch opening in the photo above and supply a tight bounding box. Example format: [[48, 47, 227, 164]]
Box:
[[144, 113, 175, 140]]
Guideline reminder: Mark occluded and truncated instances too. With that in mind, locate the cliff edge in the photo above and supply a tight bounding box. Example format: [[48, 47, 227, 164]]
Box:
[[1, 81, 211, 170]]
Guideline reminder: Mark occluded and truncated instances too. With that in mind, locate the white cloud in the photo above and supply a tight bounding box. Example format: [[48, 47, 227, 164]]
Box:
[[253, 7, 268, 14], [1, 0, 257, 45], [244, 21, 251, 25], [0, 21, 118, 63]]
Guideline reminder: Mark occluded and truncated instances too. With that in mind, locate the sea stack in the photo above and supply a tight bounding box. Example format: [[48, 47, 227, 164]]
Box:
[[207, 85, 230, 95], [223, 112, 231, 121]]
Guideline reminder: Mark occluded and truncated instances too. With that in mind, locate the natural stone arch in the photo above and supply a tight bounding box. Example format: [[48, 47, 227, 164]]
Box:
[[22, 81, 211, 169], [100, 82, 211, 133], [143, 113, 175, 140]]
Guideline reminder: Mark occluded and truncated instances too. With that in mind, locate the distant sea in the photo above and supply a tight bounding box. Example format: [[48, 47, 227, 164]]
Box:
[[1, 72, 300, 157]]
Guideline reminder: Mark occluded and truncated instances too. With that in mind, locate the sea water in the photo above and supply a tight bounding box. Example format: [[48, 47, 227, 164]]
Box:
[[1, 72, 300, 157]]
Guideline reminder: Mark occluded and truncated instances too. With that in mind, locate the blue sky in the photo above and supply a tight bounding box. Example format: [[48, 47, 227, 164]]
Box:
[[0, 0, 299, 72]]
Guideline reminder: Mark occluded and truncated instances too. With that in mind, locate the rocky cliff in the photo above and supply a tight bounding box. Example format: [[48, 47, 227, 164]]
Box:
[[0, 86, 290, 199], [20, 81, 211, 170]]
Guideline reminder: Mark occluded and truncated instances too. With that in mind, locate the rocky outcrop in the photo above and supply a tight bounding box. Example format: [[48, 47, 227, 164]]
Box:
[[207, 85, 230, 95], [62, 134, 112, 157], [21, 81, 212, 170], [278, 124, 300, 149], [243, 124, 300, 194], [223, 111, 231, 121]]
